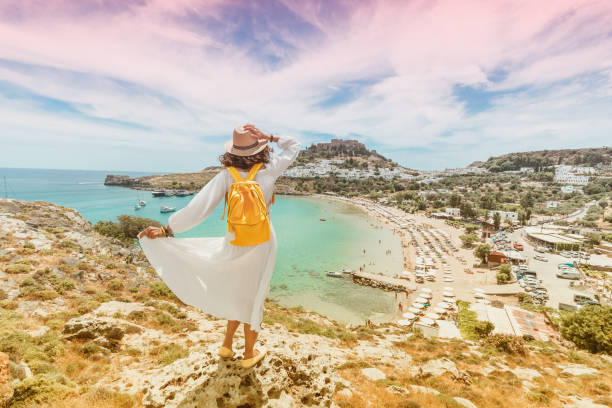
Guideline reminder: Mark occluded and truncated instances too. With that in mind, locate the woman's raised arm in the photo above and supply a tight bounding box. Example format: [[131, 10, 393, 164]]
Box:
[[167, 170, 227, 234], [267, 135, 301, 178]]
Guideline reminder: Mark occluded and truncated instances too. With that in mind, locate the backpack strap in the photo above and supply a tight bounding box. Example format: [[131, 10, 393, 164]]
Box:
[[245, 162, 263, 181], [221, 192, 228, 220], [226, 166, 243, 182]]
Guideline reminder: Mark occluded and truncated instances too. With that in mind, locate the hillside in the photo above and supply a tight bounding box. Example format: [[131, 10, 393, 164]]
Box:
[[0, 199, 611, 408], [470, 147, 612, 172], [104, 138, 405, 195]]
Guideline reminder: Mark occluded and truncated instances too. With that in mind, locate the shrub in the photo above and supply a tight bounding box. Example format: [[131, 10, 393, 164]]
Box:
[[149, 344, 188, 366], [474, 321, 495, 339], [482, 334, 526, 355], [5, 264, 32, 274], [560, 305, 612, 354], [149, 281, 175, 299], [107, 279, 124, 292], [8, 374, 75, 408], [94, 215, 161, 242]]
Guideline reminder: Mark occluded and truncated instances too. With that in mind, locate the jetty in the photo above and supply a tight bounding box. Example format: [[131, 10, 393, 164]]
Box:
[[350, 271, 415, 292]]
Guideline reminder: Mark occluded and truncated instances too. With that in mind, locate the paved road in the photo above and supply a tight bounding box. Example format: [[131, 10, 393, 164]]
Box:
[[508, 229, 585, 308]]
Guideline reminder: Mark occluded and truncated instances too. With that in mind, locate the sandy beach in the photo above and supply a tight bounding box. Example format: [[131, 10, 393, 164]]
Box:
[[313, 194, 507, 325]]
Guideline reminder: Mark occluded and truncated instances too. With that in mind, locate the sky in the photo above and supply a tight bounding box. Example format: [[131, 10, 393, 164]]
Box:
[[1, 0, 611, 172]]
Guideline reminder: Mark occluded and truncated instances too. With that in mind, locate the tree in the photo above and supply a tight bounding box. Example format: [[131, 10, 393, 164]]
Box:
[[493, 212, 501, 230], [459, 233, 479, 248], [560, 306, 612, 354], [460, 202, 475, 218], [449, 194, 462, 208], [496, 264, 512, 284], [474, 244, 491, 264]]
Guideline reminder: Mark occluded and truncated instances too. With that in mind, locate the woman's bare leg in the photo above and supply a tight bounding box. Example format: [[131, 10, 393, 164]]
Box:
[[222, 320, 240, 350], [243, 323, 259, 359]]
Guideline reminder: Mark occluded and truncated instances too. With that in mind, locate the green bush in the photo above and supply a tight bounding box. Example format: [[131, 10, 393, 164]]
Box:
[[149, 344, 188, 366], [474, 321, 495, 338], [8, 374, 75, 408], [560, 305, 612, 354], [5, 264, 32, 274], [94, 215, 161, 242], [149, 281, 175, 299]]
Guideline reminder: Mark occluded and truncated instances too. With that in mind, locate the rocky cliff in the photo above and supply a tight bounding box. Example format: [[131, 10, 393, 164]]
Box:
[[0, 199, 611, 408]]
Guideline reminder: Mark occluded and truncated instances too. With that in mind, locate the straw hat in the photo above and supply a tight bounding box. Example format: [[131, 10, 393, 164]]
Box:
[[223, 125, 269, 156]]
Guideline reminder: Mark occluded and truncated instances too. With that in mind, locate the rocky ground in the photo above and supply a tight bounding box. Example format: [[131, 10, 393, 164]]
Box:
[[0, 199, 611, 408]]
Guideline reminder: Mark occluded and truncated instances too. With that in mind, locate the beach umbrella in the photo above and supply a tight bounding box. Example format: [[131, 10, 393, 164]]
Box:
[[476, 299, 491, 305], [418, 292, 433, 299], [474, 292, 486, 299], [437, 302, 452, 309], [408, 307, 422, 314], [397, 319, 413, 326], [402, 312, 417, 320], [411, 302, 425, 309], [474, 288, 485, 293], [414, 297, 428, 303], [433, 307, 446, 314], [443, 277, 454, 282], [421, 288, 432, 293], [443, 292, 455, 298], [443, 287, 453, 291], [443, 297, 455, 304], [417, 317, 436, 326], [425, 312, 440, 320]]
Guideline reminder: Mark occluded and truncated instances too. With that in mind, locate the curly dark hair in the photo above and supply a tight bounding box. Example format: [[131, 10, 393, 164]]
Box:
[[218, 146, 272, 170]]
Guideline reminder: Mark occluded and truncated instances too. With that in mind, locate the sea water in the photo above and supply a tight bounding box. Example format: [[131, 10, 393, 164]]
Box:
[[1, 167, 402, 325]]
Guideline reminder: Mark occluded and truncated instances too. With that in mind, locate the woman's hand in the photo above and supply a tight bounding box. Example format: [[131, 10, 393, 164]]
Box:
[[243, 123, 272, 141], [139, 226, 165, 239]]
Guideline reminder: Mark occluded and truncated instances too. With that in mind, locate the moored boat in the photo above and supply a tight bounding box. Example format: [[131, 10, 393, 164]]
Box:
[[152, 191, 165, 197], [160, 206, 176, 213], [326, 270, 343, 278]]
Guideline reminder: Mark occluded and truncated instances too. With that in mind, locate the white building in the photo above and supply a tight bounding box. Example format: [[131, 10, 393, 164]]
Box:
[[546, 201, 561, 208], [445, 208, 461, 218], [520, 167, 534, 173], [554, 165, 590, 185], [490, 210, 519, 223]]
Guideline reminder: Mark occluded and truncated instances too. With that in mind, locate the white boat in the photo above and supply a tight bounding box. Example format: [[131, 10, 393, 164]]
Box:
[[134, 204, 142, 210], [326, 270, 344, 278], [160, 206, 177, 213], [139, 200, 147, 206]]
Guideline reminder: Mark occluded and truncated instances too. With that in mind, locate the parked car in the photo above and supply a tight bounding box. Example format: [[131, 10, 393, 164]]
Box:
[[557, 269, 580, 280], [535, 246, 548, 253], [573, 293, 600, 306], [534, 254, 548, 262], [514, 242, 524, 251]]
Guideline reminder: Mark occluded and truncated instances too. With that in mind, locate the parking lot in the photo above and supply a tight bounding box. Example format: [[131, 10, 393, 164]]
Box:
[[504, 230, 591, 308]]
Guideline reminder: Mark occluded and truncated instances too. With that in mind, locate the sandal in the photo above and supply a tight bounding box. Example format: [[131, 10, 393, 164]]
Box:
[[218, 345, 234, 358], [241, 347, 267, 369]]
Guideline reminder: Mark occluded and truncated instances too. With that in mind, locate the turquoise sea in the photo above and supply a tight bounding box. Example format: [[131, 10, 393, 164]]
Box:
[[1, 167, 403, 325]]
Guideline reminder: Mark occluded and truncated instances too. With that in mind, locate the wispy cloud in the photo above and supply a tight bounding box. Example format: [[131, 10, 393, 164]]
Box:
[[0, 0, 611, 171]]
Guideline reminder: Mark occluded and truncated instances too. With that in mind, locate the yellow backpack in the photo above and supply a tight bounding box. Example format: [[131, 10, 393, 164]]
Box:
[[221, 162, 274, 246]]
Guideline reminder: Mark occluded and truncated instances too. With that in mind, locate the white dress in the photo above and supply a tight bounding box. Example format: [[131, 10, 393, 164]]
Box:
[[139, 136, 301, 332]]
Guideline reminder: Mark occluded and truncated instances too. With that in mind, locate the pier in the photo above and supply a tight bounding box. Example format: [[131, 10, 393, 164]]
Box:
[[350, 271, 415, 292]]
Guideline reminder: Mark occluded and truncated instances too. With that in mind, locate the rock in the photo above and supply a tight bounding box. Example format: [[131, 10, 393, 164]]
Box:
[[408, 384, 440, 395], [387, 385, 409, 395], [25, 326, 50, 337], [511, 367, 542, 381], [138, 349, 340, 408], [361, 367, 386, 381], [0, 352, 13, 403], [455, 397, 478, 408], [63, 315, 143, 349], [61, 257, 81, 267], [337, 388, 353, 398], [94, 301, 148, 316], [560, 364, 598, 377], [409, 358, 459, 378]]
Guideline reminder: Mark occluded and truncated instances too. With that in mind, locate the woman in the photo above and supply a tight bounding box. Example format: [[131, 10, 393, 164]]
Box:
[[138, 123, 300, 368]]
